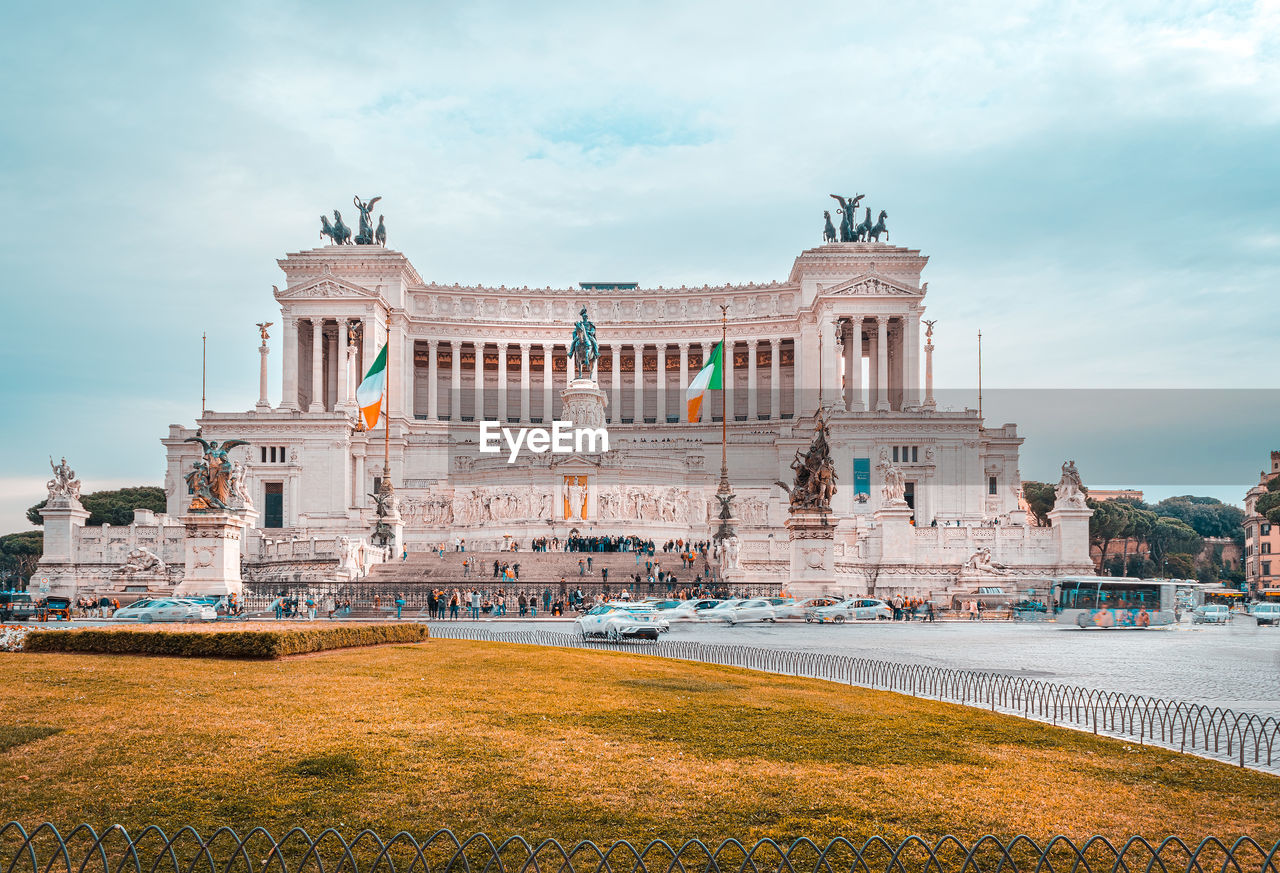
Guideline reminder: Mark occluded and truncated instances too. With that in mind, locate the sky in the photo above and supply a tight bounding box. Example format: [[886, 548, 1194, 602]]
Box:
[[1, 0, 1278, 531]]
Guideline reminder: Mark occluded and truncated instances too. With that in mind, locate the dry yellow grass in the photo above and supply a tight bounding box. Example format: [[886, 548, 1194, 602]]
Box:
[[2, 639, 1277, 843]]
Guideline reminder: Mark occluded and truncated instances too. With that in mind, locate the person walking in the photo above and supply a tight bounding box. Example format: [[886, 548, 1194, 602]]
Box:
[[395, 594, 405, 620], [470, 589, 482, 620]]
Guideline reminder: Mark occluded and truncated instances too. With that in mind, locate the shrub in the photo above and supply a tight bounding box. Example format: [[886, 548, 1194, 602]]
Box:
[[21, 623, 428, 659]]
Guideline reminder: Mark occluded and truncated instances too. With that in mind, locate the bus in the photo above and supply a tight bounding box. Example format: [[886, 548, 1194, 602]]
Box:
[[1053, 577, 1178, 629]]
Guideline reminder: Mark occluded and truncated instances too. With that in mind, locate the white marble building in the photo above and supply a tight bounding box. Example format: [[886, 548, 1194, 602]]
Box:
[[138, 237, 1093, 595]]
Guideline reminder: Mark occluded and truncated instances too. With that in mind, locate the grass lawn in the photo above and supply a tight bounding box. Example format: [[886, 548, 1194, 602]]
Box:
[[2, 638, 1277, 842]]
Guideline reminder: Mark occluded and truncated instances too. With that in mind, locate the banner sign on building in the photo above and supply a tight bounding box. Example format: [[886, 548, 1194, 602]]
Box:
[[853, 458, 871, 496]]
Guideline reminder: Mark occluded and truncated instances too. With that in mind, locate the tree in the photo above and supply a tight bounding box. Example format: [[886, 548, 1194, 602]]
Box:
[[1256, 491, 1280, 526], [1088, 499, 1128, 572], [1164, 553, 1195, 579], [1153, 496, 1245, 542], [1021, 481, 1056, 526], [1146, 516, 1203, 570], [27, 486, 166, 527], [0, 531, 43, 588]]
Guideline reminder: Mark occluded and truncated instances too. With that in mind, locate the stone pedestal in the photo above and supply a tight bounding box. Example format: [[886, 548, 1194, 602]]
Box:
[[561, 378, 608, 429], [874, 501, 916, 561], [37, 496, 90, 596], [176, 512, 248, 598], [785, 510, 837, 598], [1048, 500, 1094, 569]]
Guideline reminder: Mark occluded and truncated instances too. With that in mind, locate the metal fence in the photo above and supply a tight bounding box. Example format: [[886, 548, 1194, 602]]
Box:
[[428, 626, 1280, 772], [3, 824, 1279, 873]]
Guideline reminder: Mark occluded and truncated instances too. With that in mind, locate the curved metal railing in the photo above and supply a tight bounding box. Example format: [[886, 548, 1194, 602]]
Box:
[[427, 626, 1280, 771], [2, 824, 1278, 873]]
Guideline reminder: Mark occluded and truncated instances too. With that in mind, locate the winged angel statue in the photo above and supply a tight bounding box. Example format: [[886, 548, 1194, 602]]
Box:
[[183, 435, 250, 512]]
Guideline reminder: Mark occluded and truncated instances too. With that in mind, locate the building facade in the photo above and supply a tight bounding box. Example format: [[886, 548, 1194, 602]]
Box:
[[1244, 450, 1280, 592], [144, 236, 1091, 595]]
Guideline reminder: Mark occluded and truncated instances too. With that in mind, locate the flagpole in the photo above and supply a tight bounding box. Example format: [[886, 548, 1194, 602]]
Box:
[[718, 303, 730, 495], [384, 304, 392, 488], [201, 332, 207, 416], [977, 328, 983, 421]]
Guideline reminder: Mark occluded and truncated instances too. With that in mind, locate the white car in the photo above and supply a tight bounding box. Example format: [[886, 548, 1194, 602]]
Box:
[[1191, 604, 1232, 625], [699, 599, 745, 622], [714, 598, 777, 625], [663, 598, 726, 622], [114, 598, 217, 623], [811, 598, 893, 623], [574, 604, 668, 641], [1250, 602, 1280, 626], [779, 596, 840, 620]]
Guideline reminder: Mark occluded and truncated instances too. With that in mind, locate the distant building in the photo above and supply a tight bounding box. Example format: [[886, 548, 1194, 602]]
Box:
[[1243, 451, 1280, 592], [1089, 489, 1144, 503]]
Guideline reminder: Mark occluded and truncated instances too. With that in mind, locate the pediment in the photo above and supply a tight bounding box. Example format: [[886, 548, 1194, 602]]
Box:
[[819, 273, 921, 297], [273, 277, 379, 300]]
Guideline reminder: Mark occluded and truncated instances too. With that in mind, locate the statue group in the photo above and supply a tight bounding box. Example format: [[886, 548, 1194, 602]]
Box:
[[776, 412, 838, 512], [183, 435, 251, 512], [824, 194, 889, 243], [46, 456, 81, 502], [321, 195, 387, 246], [567, 307, 599, 379]]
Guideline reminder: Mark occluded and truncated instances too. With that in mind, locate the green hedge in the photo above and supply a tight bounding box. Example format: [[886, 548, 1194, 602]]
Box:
[[22, 623, 429, 659]]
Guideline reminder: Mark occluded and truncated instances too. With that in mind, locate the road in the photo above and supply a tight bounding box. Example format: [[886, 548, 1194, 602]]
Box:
[[455, 617, 1280, 718]]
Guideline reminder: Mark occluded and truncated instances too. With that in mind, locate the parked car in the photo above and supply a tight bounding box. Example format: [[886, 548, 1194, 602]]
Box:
[[0, 592, 36, 622], [715, 598, 778, 625], [664, 598, 726, 622], [574, 604, 666, 641], [1191, 604, 1232, 625], [1249, 602, 1280, 626], [112, 599, 216, 623], [811, 598, 893, 623]]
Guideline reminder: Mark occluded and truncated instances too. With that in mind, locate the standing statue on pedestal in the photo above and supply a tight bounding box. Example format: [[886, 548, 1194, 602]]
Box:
[[183, 436, 250, 512], [878, 462, 906, 504], [352, 195, 382, 245], [775, 411, 838, 512], [1055, 460, 1087, 507], [567, 307, 599, 379], [47, 456, 81, 501]]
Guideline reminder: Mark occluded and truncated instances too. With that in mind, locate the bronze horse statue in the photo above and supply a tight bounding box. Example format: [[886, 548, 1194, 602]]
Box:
[[321, 211, 352, 245], [822, 210, 837, 243], [867, 210, 889, 242], [854, 207, 873, 241]]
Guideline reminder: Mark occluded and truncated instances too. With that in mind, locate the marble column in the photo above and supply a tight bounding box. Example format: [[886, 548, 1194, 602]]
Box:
[[678, 343, 690, 423], [309, 319, 324, 412], [542, 342, 554, 422], [746, 339, 759, 421], [325, 327, 338, 411], [905, 314, 920, 410], [353, 452, 365, 509], [496, 342, 509, 422], [519, 342, 531, 422], [819, 314, 837, 409], [923, 326, 936, 411], [633, 344, 644, 423], [258, 340, 271, 409], [867, 322, 879, 411], [335, 326, 351, 410], [450, 341, 462, 421], [655, 343, 667, 424], [769, 338, 781, 421], [427, 339, 439, 420], [792, 335, 804, 419], [402, 321, 415, 418], [876, 316, 890, 411], [610, 344, 621, 424], [473, 341, 485, 422], [281, 318, 300, 410], [848, 318, 864, 411]]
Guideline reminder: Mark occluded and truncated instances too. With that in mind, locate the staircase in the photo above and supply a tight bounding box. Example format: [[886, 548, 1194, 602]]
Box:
[[362, 549, 710, 588]]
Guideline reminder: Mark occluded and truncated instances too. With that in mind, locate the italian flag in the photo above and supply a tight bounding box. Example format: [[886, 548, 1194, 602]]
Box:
[[685, 340, 724, 422], [356, 344, 387, 430]]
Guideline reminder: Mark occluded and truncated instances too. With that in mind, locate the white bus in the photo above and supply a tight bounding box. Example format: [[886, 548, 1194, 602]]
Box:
[[1053, 577, 1179, 629]]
